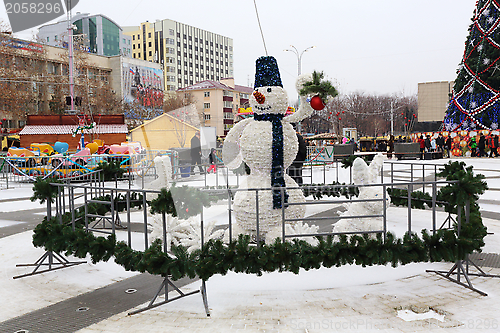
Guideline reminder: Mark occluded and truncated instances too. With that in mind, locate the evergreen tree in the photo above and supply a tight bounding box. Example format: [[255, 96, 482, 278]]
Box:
[[444, 0, 500, 131]]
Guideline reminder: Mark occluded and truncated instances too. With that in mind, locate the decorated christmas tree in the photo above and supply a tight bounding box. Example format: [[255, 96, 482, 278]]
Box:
[[444, 0, 500, 131]]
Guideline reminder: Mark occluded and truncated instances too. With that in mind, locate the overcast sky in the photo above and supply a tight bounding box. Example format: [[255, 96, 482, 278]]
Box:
[[1, 0, 474, 99]]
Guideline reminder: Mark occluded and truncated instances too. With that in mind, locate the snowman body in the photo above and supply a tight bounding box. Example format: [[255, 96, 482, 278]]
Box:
[[234, 120, 306, 236], [227, 84, 308, 238]]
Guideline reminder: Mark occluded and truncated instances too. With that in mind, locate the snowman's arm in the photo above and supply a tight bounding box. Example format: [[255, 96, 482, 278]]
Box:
[[283, 95, 314, 124], [222, 118, 253, 169]]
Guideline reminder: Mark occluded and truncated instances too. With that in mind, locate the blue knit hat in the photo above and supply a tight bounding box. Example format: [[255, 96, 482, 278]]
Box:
[[254, 56, 283, 88]]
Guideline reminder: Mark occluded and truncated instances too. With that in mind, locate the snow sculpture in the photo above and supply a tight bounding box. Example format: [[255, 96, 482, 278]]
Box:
[[146, 155, 172, 201], [223, 56, 316, 240], [146, 155, 173, 245], [333, 153, 387, 236], [147, 155, 223, 250]]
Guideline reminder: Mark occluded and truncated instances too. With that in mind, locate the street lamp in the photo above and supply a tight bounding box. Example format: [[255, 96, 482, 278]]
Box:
[[283, 45, 316, 76]]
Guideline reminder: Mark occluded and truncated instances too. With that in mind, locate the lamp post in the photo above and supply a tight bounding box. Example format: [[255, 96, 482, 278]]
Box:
[[284, 45, 316, 76], [284, 45, 316, 132]]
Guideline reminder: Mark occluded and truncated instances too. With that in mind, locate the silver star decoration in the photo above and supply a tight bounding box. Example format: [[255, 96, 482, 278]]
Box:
[[492, 123, 498, 130], [484, 58, 491, 65], [478, 45, 484, 52], [488, 17, 495, 24], [471, 101, 477, 108]]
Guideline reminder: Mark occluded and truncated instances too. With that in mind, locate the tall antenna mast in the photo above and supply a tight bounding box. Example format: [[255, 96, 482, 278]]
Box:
[[67, 0, 75, 113]]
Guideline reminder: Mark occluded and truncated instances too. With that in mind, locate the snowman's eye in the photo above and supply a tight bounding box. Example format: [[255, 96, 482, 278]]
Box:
[[267, 88, 272, 92]]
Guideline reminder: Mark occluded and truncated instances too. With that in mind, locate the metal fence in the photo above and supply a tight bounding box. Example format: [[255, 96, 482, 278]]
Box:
[[0, 149, 180, 190]]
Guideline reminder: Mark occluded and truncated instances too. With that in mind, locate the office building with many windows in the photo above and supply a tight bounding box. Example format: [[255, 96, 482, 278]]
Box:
[[38, 13, 132, 57], [123, 19, 233, 92]]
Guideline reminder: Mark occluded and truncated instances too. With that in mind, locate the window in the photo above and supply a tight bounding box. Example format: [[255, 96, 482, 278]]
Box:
[[138, 34, 140, 40], [169, 29, 174, 36], [204, 91, 210, 97], [224, 101, 233, 108], [223, 90, 233, 97], [54, 35, 58, 41], [204, 103, 210, 109], [149, 51, 152, 56], [148, 32, 151, 38], [133, 44, 135, 49], [148, 42, 152, 47], [46, 37, 49, 42], [204, 114, 211, 121], [224, 112, 233, 119], [133, 35, 135, 40], [133, 53, 136, 58]]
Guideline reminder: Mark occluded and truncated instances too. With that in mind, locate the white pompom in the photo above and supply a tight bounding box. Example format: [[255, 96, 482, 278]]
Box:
[[296, 73, 313, 95]]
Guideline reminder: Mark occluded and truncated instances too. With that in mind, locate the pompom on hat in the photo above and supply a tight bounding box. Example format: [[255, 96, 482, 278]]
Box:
[[254, 56, 283, 88]]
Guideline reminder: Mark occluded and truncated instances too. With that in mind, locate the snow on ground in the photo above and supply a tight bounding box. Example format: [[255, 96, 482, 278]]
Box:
[[1, 157, 500, 332]]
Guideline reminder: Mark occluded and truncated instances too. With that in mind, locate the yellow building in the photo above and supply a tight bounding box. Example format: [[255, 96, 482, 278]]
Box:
[[178, 78, 252, 137], [129, 112, 199, 150]]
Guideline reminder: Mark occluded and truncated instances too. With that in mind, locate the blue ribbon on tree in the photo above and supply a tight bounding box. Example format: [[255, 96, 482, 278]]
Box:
[[254, 113, 289, 209]]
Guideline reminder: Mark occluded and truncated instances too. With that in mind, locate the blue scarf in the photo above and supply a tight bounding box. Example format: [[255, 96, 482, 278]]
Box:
[[254, 113, 289, 209]]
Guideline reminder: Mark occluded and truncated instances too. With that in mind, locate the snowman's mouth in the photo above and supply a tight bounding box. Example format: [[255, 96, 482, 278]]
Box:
[[255, 105, 271, 111]]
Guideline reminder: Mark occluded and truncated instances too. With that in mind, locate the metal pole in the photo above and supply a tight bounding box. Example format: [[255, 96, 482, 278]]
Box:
[[390, 101, 394, 136], [407, 183, 412, 234], [432, 182, 437, 235], [255, 190, 259, 246]]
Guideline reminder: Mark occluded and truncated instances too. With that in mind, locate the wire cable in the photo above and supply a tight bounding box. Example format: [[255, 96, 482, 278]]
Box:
[[253, 0, 268, 56]]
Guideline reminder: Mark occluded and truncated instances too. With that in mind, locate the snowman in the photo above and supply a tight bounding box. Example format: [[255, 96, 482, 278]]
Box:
[[223, 56, 316, 240]]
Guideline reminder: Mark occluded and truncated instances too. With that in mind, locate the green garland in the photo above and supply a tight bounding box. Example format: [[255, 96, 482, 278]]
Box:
[[299, 71, 338, 104], [30, 177, 62, 204], [95, 160, 126, 181], [30, 161, 487, 281], [302, 182, 359, 200]]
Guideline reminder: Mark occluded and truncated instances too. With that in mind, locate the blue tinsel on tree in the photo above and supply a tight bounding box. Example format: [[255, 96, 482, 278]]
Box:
[[444, 0, 500, 131]]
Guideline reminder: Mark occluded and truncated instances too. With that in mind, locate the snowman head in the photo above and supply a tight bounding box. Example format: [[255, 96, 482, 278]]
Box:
[[251, 56, 288, 115]]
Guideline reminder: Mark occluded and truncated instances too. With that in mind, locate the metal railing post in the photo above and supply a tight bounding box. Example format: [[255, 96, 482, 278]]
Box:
[[255, 189, 260, 246], [407, 183, 412, 234]]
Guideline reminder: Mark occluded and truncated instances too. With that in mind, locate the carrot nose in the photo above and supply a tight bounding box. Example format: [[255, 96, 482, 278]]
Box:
[[253, 90, 266, 104]]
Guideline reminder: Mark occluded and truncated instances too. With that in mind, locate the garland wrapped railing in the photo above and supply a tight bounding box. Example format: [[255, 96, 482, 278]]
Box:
[[30, 161, 487, 281]]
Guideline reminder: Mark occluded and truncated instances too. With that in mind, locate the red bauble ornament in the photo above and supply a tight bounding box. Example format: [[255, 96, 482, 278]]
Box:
[[338, 117, 341, 120], [310, 96, 325, 110], [342, 111, 345, 113]]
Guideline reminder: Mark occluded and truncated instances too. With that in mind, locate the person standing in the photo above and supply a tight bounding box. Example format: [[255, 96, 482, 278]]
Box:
[[436, 133, 445, 152], [424, 136, 431, 152], [478, 133, 486, 157], [445, 135, 452, 158], [207, 148, 217, 173], [190, 131, 204, 174], [490, 134, 499, 157], [418, 135, 425, 159], [468, 136, 477, 157]]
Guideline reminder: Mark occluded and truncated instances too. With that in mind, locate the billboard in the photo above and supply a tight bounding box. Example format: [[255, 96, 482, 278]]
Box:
[[122, 62, 164, 114]]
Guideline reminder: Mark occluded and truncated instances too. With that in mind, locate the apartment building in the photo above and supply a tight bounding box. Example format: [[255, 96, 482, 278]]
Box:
[[38, 13, 132, 58], [123, 19, 234, 93], [178, 78, 251, 137]]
